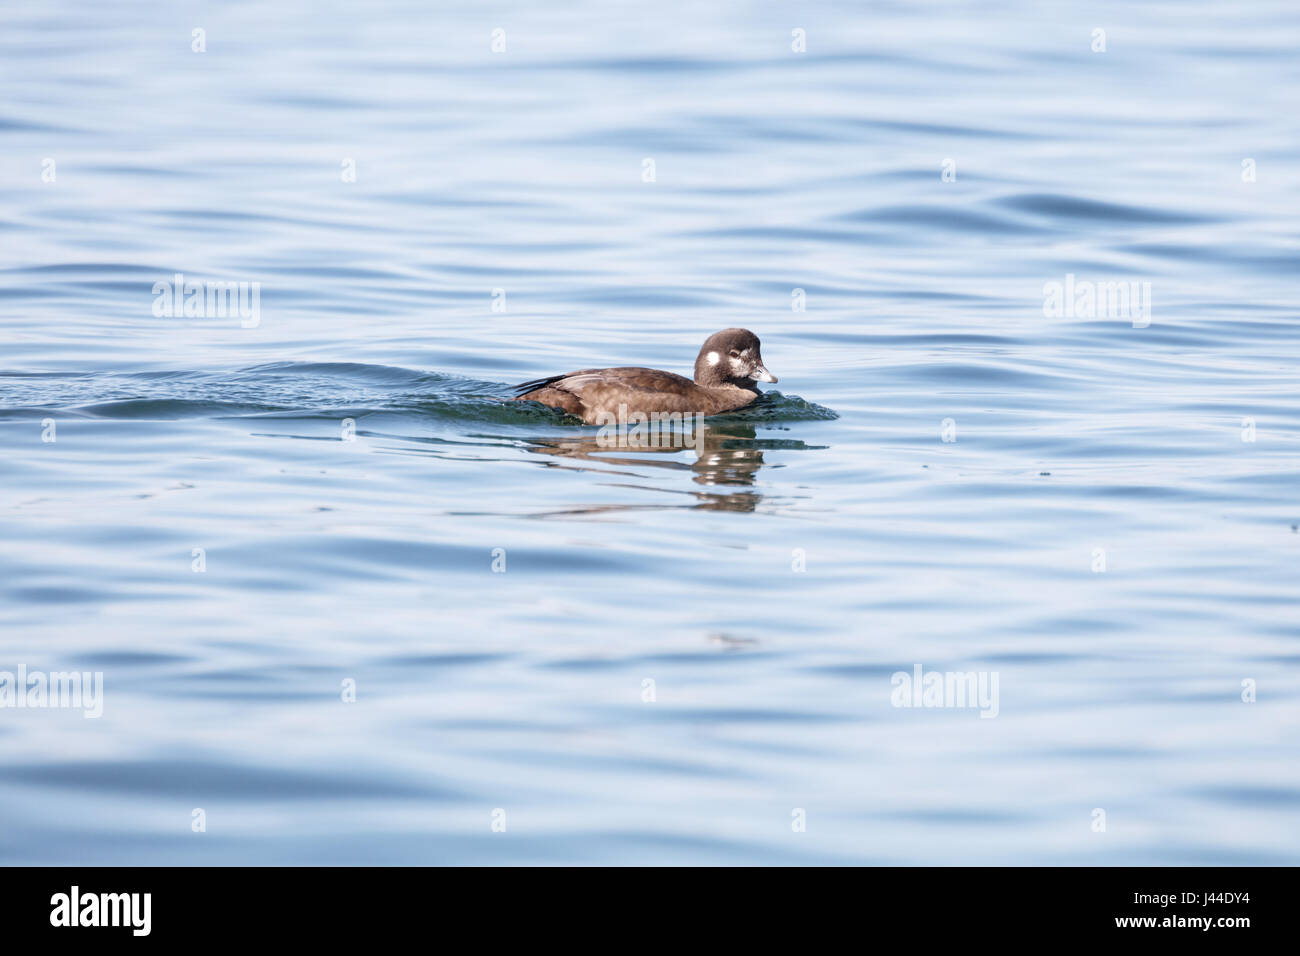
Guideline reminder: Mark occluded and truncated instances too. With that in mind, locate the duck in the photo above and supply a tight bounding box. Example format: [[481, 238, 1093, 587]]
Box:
[[511, 328, 777, 425]]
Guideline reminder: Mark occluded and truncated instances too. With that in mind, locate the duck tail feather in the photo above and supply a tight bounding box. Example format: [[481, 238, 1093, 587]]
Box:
[[512, 373, 569, 396]]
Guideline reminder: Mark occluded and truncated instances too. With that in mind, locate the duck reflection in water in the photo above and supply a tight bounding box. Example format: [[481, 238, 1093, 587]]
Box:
[[521, 422, 769, 512]]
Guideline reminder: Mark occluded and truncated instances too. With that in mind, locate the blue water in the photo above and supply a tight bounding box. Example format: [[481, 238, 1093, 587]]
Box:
[[2, 0, 1298, 865]]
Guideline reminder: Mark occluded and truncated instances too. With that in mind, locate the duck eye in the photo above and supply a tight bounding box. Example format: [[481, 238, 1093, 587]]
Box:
[[729, 350, 740, 358]]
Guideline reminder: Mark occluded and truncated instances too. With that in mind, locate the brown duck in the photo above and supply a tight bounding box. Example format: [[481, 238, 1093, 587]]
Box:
[[511, 328, 778, 424]]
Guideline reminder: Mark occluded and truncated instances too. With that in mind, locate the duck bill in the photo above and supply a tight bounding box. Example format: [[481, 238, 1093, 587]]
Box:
[[749, 362, 777, 384]]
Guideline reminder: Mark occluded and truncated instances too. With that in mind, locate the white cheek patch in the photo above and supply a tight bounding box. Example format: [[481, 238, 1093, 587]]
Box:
[[706, 351, 720, 366], [729, 357, 744, 374]]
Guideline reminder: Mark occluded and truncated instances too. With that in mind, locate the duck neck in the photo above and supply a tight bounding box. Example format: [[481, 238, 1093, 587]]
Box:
[[697, 375, 756, 394], [694, 361, 755, 392]]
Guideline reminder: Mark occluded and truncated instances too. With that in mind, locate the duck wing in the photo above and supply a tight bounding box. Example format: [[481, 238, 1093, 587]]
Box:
[[512, 370, 592, 396], [515, 367, 695, 399]]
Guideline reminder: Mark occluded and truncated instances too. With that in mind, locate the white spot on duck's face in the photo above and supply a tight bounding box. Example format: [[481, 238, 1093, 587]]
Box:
[[706, 351, 720, 366]]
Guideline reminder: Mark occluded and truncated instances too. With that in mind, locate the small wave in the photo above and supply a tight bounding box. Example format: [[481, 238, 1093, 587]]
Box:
[[235, 361, 441, 386], [710, 392, 839, 422], [76, 398, 295, 419], [838, 203, 1039, 236], [0, 363, 837, 428], [995, 192, 1216, 225]]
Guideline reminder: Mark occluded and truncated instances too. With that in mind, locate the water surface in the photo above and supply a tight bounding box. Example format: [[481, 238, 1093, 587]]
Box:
[[1, 0, 1298, 864]]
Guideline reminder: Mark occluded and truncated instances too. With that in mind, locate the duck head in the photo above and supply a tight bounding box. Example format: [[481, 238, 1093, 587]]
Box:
[[693, 328, 777, 388]]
